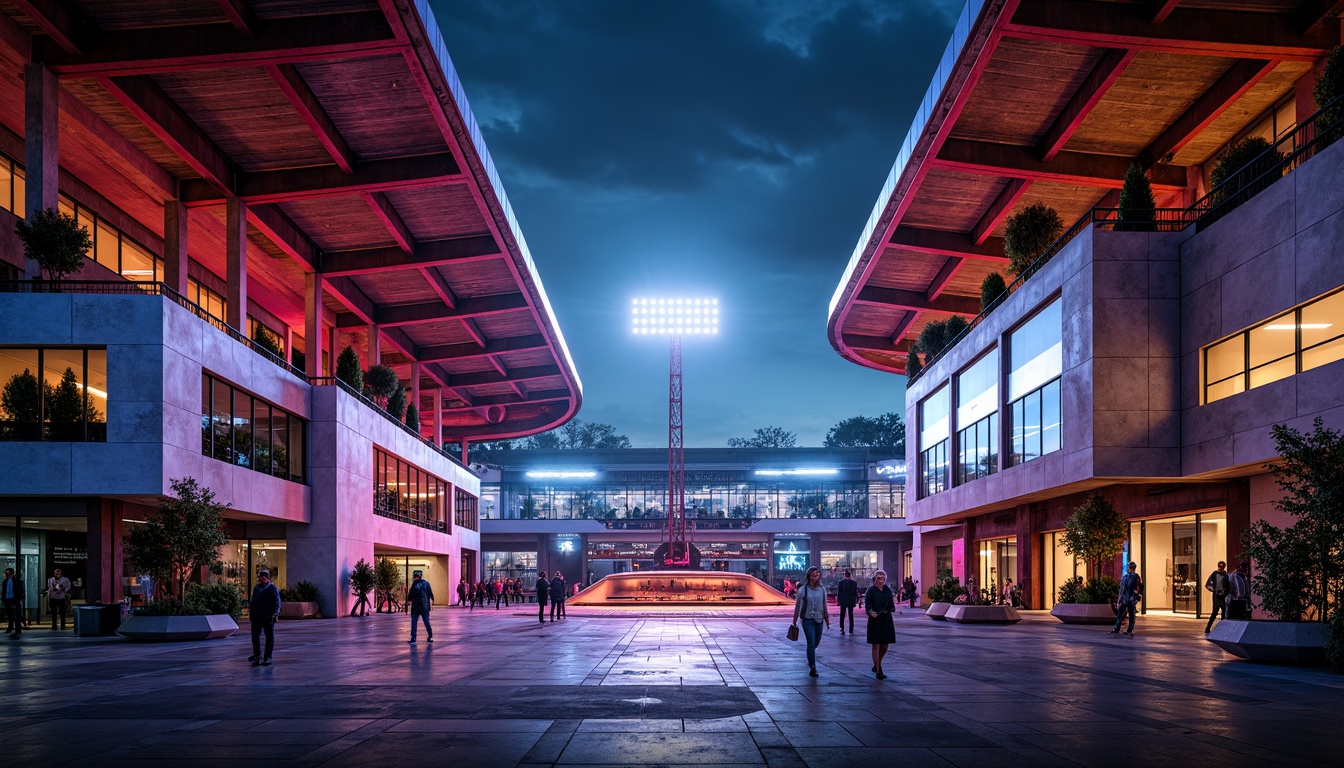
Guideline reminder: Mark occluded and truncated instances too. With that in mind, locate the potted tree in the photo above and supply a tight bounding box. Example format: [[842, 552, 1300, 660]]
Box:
[[336, 346, 364, 391], [1114, 163, 1156, 231], [374, 556, 403, 612], [350, 558, 375, 617], [1003, 202, 1063, 276], [1209, 419, 1343, 668], [364, 365, 399, 409], [14, 207, 91, 287], [1051, 495, 1126, 624], [945, 576, 1022, 624], [925, 576, 966, 620], [118, 478, 239, 641], [279, 581, 321, 619], [980, 272, 1007, 312]]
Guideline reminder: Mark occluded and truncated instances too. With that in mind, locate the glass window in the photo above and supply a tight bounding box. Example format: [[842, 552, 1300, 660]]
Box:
[[0, 159, 12, 212], [1204, 289, 1344, 402], [919, 384, 950, 451], [120, 239, 157, 282], [95, 222, 119, 274], [373, 448, 445, 530], [42, 348, 86, 441], [957, 349, 998, 427], [13, 166, 25, 216], [201, 374, 212, 455], [273, 412, 291, 479], [1008, 299, 1062, 401], [1205, 336, 1245, 388], [0, 348, 105, 442], [1041, 379, 1061, 456], [201, 374, 303, 483], [0, 348, 41, 440], [252, 400, 272, 476], [232, 389, 252, 468]]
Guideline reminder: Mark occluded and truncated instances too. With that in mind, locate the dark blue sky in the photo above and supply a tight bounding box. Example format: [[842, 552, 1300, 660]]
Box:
[[432, 0, 961, 447]]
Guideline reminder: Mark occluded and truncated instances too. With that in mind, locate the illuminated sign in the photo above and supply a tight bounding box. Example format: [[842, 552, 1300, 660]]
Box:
[[526, 471, 597, 479], [776, 553, 809, 571], [556, 534, 581, 554], [754, 468, 838, 477]]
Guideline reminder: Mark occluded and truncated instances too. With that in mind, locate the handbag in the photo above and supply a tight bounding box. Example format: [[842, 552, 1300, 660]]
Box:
[[786, 624, 799, 641]]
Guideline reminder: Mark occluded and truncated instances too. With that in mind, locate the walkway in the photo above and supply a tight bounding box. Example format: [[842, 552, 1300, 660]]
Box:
[[1, 607, 1341, 766]]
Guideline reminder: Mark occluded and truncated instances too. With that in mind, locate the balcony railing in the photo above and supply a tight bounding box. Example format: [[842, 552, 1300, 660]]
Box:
[[373, 506, 447, 532], [0, 279, 308, 382], [910, 92, 1344, 384], [308, 376, 467, 472]]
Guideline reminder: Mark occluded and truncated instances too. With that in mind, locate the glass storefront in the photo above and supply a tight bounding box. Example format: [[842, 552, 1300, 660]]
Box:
[[0, 516, 89, 622], [201, 373, 305, 483], [483, 550, 539, 588], [1130, 511, 1227, 616], [220, 539, 289, 597], [819, 550, 879, 592], [491, 477, 878, 520], [977, 536, 1017, 602], [1042, 530, 1081, 610]]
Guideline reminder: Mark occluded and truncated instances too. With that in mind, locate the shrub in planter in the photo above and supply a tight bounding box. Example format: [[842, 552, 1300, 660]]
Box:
[[927, 576, 967, 604], [1003, 202, 1063, 275], [1209, 137, 1284, 209], [14, 207, 92, 282], [1081, 575, 1121, 605], [281, 581, 320, 603], [350, 558, 375, 617], [980, 272, 1007, 312], [183, 581, 243, 619], [374, 556, 403, 612], [387, 384, 407, 421], [364, 365, 399, 408], [1115, 163, 1156, 231], [336, 346, 363, 391], [1061, 494, 1127, 587], [905, 352, 923, 382], [405, 404, 420, 431], [123, 477, 230, 602], [1313, 45, 1344, 150]]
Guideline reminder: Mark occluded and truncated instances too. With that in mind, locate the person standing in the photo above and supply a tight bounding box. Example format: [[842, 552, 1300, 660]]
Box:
[[2, 568, 23, 636], [456, 579, 467, 607], [865, 570, 896, 679], [494, 578, 505, 610], [549, 571, 566, 621], [790, 566, 830, 677], [406, 570, 433, 644], [249, 569, 282, 666], [836, 569, 858, 636], [46, 568, 71, 631], [536, 571, 550, 625], [902, 576, 918, 609], [1111, 562, 1142, 635], [1227, 561, 1251, 620], [1203, 561, 1230, 633]]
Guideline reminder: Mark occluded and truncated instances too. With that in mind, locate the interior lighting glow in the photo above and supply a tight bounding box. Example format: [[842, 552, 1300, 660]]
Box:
[[632, 297, 722, 335], [1265, 323, 1331, 331], [753, 468, 840, 477], [525, 470, 597, 479]]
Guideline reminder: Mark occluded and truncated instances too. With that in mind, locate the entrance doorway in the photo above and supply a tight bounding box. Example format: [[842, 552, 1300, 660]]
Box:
[[1130, 511, 1227, 617], [977, 537, 1016, 601]]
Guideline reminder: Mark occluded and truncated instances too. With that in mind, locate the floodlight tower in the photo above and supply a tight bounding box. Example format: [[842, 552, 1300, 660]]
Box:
[[631, 297, 719, 568]]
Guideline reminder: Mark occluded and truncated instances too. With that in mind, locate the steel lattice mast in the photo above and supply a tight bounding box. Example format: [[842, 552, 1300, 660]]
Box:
[[666, 333, 688, 565]]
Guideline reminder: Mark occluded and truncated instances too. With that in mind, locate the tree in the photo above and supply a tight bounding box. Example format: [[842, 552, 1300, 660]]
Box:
[[123, 478, 230, 602], [14, 207, 91, 281], [251, 325, 284, 359], [373, 556, 403, 612], [1061, 494, 1127, 580], [728, 426, 797, 449], [335, 346, 363, 391], [364, 365, 399, 407], [514, 420, 631, 450], [1, 368, 43, 435], [47, 367, 99, 438], [1116, 163, 1156, 230], [349, 558, 375, 617], [405, 404, 420, 431], [1003, 202, 1063, 275], [980, 272, 1007, 311], [823, 413, 905, 455], [386, 385, 407, 421]]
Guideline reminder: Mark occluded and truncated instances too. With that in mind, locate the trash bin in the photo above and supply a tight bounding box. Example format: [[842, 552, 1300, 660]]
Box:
[[101, 604, 124, 634], [73, 605, 105, 636]]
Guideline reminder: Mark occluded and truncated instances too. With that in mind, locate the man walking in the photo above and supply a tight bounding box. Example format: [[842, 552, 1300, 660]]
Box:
[[494, 578, 504, 610], [47, 568, 71, 631], [1110, 562, 1142, 635], [2, 568, 23, 636], [836, 569, 858, 635], [902, 576, 918, 609], [549, 571, 566, 621], [1228, 561, 1251, 620], [456, 579, 467, 606], [249, 569, 282, 666], [1204, 561, 1230, 633], [406, 570, 433, 644], [536, 571, 550, 625]]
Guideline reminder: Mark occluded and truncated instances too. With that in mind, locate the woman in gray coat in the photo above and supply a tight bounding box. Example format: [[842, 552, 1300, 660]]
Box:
[[791, 566, 830, 677]]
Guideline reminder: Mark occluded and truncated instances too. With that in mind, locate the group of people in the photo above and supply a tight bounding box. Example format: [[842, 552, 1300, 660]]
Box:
[[1107, 559, 1253, 636], [457, 577, 525, 610], [792, 567, 898, 679], [3, 567, 74, 636], [534, 571, 567, 624]]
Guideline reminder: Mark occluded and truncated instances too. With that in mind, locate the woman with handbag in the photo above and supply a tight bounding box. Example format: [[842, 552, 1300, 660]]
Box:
[[865, 570, 896, 679], [790, 566, 830, 677]]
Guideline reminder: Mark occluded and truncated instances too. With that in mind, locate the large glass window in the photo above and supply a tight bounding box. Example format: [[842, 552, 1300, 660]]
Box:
[[0, 348, 106, 441], [956, 349, 999, 484], [455, 488, 479, 531], [200, 373, 304, 482], [919, 384, 950, 498], [1008, 300, 1062, 466], [373, 448, 448, 531], [1204, 288, 1344, 403], [977, 537, 1018, 605]]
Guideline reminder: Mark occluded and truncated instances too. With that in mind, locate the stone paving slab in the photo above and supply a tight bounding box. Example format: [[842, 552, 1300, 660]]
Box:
[[2, 610, 1343, 766]]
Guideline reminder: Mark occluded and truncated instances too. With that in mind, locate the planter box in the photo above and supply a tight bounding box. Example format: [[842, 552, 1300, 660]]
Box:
[[279, 601, 321, 620], [1050, 603, 1117, 624], [944, 605, 1021, 624], [1207, 620, 1329, 666], [926, 602, 952, 620], [116, 614, 238, 641]]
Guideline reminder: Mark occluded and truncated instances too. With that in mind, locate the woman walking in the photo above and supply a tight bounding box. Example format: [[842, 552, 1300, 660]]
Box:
[[790, 566, 830, 678], [865, 570, 896, 679]]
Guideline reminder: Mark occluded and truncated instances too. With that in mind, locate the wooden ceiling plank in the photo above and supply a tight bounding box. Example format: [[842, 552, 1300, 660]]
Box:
[[972, 178, 1031, 244], [926, 257, 966, 302], [337, 293, 528, 329], [889, 225, 1008, 262], [934, 139, 1188, 190], [843, 334, 915, 354], [419, 333, 548, 363], [889, 311, 920, 345], [181, 152, 465, 206], [855, 286, 980, 316], [268, 63, 355, 173], [363, 191, 414, 252], [36, 11, 400, 77], [1147, 1, 1181, 25], [447, 364, 559, 388], [319, 234, 500, 276], [215, 0, 260, 36], [1005, 0, 1338, 61], [1037, 48, 1136, 161], [12, 0, 92, 54], [421, 267, 458, 311], [248, 204, 318, 272], [442, 389, 569, 412], [98, 75, 236, 192], [460, 317, 487, 346], [56, 85, 175, 197], [1139, 59, 1277, 168], [1296, 1, 1344, 35]]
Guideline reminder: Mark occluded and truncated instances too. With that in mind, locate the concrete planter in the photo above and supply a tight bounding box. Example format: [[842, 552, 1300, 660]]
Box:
[[1207, 620, 1330, 666], [1050, 603, 1117, 624], [944, 605, 1021, 624], [116, 614, 239, 641], [279, 602, 321, 620], [926, 602, 952, 620]]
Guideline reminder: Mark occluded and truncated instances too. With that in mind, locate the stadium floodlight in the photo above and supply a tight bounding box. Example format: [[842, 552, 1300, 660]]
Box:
[[630, 297, 719, 335]]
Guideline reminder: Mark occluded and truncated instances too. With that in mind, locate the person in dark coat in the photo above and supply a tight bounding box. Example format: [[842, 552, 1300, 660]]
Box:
[[865, 570, 896, 679], [2, 568, 23, 636], [902, 576, 918, 608], [249, 569, 282, 666], [836, 569, 859, 636], [456, 580, 467, 606], [1204, 561, 1229, 633], [549, 572, 566, 621], [1111, 562, 1143, 635], [536, 571, 550, 625], [406, 570, 433, 644]]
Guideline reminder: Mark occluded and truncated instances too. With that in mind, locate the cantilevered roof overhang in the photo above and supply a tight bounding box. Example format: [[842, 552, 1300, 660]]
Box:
[[0, 0, 581, 442], [827, 0, 1341, 374]]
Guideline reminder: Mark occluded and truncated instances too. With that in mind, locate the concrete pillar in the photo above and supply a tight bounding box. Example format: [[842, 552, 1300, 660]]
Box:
[[433, 388, 443, 447], [304, 271, 324, 379], [410, 360, 421, 414], [327, 326, 337, 376], [1296, 67, 1318, 127], [23, 62, 59, 279], [367, 324, 381, 367], [162, 200, 189, 294], [225, 197, 248, 330], [1016, 506, 1035, 610], [460, 437, 469, 466]]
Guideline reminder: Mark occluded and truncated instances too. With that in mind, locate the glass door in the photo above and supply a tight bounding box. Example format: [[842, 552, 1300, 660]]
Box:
[[1172, 522, 1198, 614]]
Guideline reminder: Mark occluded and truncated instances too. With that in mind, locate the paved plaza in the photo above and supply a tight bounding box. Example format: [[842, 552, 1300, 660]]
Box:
[[1, 606, 1342, 767]]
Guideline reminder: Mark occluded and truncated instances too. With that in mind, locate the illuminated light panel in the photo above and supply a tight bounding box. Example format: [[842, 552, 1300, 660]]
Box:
[[1264, 324, 1332, 331], [753, 468, 840, 477], [525, 470, 597, 479], [631, 297, 721, 335]]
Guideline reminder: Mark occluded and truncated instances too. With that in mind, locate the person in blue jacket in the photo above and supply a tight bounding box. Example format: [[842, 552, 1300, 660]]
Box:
[[249, 569, 282, 666], [406, 570, 434, 644]]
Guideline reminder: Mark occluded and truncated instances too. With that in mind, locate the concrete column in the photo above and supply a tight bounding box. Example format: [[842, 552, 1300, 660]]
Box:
[[433, 388, 443, 447], [367, 323, 381, 367], [460, 437, 469, 466], [162, 200, 189, 294], [1016, 506, 1034, 610], [23, 62, 59, 279], [327, 326, 337, 376], [304, 271, 325, 378], [410, 361, 421, 418], [1296, 67, 1318, 127], [225, 197, 248, 330]]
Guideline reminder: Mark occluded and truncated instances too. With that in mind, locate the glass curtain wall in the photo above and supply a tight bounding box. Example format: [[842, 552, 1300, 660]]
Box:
[[819, 550, 880, 592], [0, 516, 89, 623], [374, 448, 448, 531], [1204, 288, 1344, 403], [1042, 531, 1082, 610], [919, 384, 950, 498], [955, 349, 999, 485], [1130, 511, 1227, 616], [200, 373, 305, 482], [483, 551, 539, 589], [0, 348, 107, 441], [976, 537, 1017, 602], [494, 480, 876, 520], [1008, 299, 1062, 466]]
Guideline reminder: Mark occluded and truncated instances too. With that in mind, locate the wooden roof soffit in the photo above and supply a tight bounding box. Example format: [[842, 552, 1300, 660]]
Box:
[[1139, 58, 1278, 168], [1295, 2, 1344, 36], [180, 153, 466, 206], [445, 364, 560, 389], [854, 286, 980, 317], [441, 389, 570, 413], [933, 140, 1188, 190], [1146, 1, 1181, 26], [215, 0, 260, 37], [972, 178, 1031, 245], [842, 335, 916, 355], [888, 225, 1008, 262], [267, 63, 355, 173], [97, 75, 237, 191], [11, 0, 92, 54], [1004, 0, 1339, 61], [319, 234, 500, 276], [1037, 48, 1136, 161], [363, 192, 415, 253], [334, 292, 528, 329], [418, 334, 549, 364], [926, 257, 966, 302]]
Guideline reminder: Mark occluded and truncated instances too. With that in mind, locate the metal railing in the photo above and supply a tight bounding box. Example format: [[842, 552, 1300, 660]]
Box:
[[910, 92, 1344, 384], [373, 506, 447, 532], [308, 376, 469, 471], [0, 279, 308, 382]]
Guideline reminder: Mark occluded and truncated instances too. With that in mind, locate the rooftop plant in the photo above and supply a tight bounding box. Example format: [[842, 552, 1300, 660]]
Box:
[[406, 403, 420, 431], [336, 346, 363, 391], [14, 207, 91, 282], [1314, 45, 1344, 150], [387, 384, 407, 421], [252, 325, 284, 359], [1003, 202, 1063, 275], [1115, 163, 1156, 231], [980, 272, 1007, 312], [1209, 136, 1284, 209], [364, 365, 399, 408]]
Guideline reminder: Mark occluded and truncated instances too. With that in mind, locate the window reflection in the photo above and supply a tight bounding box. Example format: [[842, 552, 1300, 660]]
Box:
[[200, 373, 304, 482], [0, 348, 106, 442], [1009, 300, 1062, 467], [374, 448, 448, 531], [1204, 288, 1344, 403]]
